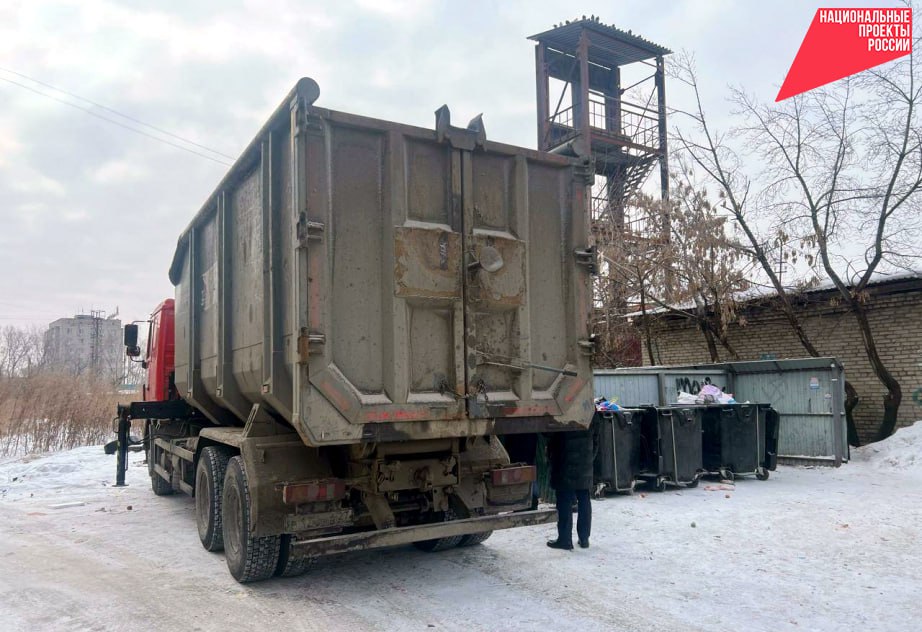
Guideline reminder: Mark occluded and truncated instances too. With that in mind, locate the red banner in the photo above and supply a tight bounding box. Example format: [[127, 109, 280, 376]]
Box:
[[777, 7, 913, 101]]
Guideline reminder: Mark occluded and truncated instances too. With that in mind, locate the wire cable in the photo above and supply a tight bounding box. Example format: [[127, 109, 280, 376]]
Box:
[[0, 73, 234, 167], [0, 66, 237, 161]]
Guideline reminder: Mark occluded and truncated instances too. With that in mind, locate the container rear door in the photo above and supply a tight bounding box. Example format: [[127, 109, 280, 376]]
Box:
[[303, 120, 468, 425], [300, 111, 591, 432], [461, 147, 591, 419]]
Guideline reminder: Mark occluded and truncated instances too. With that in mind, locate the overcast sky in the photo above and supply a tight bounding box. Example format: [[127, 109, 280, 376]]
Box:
[[0, 0, 897, 328]]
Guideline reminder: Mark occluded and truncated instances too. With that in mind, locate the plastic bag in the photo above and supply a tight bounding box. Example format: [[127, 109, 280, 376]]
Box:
[[594, 396, 622, 412]]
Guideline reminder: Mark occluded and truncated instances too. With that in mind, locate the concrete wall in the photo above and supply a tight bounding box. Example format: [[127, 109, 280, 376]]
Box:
[[643, 288, 922, 443]]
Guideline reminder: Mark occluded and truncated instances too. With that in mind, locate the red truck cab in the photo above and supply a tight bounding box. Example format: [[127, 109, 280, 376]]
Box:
[[144, 298, 176, 402]]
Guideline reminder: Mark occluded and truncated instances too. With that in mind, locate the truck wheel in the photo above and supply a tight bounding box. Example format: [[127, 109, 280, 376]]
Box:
[[150, 469, 173, 495], [222, 456, 281, 583], [196, 446, 232, 552], [413, 508, 466, 552], [275, 534, 313, 578], [148, 432, 173, 496], [413, 535, 464, 552], [458, 531, 493, 547]]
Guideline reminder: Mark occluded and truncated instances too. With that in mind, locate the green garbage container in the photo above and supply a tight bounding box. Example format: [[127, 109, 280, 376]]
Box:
[[637, 406, 703, 491]]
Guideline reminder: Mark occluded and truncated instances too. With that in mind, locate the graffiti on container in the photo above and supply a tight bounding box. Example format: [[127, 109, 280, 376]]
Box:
[[675, 376, 725, 395]]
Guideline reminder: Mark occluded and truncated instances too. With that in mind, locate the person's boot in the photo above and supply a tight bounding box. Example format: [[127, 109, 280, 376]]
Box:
[[578, 539, 590, 549], [547, 539, 574, 550]]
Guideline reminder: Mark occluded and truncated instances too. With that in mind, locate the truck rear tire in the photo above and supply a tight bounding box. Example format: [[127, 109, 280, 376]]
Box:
[[196, 446, 232, 552], [413, 535, 464, 552], [413, 508, 465, 552], [150, 470, 173, 496], [275, 534, 313, 578], [222, 456, 281, 583], [147, 428, 173, 496], [458, 531, 493, 547]]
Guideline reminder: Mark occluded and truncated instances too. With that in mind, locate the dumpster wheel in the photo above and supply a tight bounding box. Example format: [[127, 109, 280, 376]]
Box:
[[756, 467, 770, 481], [652, 477, 667, 493], [719, 468, 735, 483], [686, 477, 699, 489]]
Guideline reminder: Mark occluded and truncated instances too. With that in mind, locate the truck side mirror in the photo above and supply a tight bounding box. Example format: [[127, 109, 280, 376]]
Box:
[[124, 324, 140, 357]]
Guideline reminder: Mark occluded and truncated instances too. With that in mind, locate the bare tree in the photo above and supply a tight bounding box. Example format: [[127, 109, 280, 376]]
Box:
[[734, 24, 922, 440], [670, 51, 885, 445], [596, 184, 753, 365], [666, 181, 754, 362], [0, 325, 46, 379], [592, 192, 670, 367]]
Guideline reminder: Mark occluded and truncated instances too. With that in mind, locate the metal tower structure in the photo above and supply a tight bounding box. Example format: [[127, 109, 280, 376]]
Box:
[[529, 17, 671, 242], [90, 309, 104, 374]]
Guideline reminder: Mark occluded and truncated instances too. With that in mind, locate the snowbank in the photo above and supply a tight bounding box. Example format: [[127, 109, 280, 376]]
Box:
[[0, 445, 121, 502], [852, 420, 922, 474]]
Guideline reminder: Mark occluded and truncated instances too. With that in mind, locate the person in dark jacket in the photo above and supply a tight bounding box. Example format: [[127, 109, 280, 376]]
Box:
[[547, 426, 596, 550]]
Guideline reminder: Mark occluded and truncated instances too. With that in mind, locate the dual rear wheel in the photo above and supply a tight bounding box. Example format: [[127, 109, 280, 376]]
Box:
[[194, 450, 309, 583], [195, 452, 493, 581]]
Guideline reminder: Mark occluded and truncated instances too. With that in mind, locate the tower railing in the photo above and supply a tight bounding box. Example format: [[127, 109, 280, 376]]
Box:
[[547, 97, 661, 153]]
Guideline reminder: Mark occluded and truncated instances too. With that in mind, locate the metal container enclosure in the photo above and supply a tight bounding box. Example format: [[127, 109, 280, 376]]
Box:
[[168, 78, 594, 447], [594, 368, 730, 407], [729, 359, 846, 465], [593, 358, 847, 465]]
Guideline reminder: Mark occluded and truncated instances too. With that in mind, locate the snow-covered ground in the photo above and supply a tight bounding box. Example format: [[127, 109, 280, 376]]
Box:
[[1, 426, 921, 632]]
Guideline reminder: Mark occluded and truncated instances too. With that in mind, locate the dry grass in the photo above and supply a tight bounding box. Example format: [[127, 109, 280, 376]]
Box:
[[0, 373, 124, 457]]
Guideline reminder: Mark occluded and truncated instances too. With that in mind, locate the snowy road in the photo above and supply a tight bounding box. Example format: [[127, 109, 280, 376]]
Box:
[[1, 429, 921, 632]]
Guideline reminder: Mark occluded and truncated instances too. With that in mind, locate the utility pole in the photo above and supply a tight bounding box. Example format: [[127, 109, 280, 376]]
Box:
[[90, 309, 104, 375]]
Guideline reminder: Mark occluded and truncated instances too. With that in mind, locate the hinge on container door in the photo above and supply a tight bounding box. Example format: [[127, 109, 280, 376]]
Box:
[[296, 213, 325, 247], [574, 245, 598, 275], [297, 328, 325, 363], [577, 335, 598, 356]]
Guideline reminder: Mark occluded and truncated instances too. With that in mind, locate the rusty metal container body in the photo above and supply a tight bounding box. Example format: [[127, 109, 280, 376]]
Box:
[[170, 79, 594, 447]]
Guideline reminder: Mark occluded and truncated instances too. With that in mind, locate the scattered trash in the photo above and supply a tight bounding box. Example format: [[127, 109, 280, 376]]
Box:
[[690, 521, 697, 528], [126, 505, 133, 511], [676, 386, 736, 405], [594, 397, 621, 412]]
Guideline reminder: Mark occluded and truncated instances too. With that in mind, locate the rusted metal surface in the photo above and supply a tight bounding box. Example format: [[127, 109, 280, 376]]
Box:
[[290, 509, 556, 557], [169, 78, 594, 447]]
